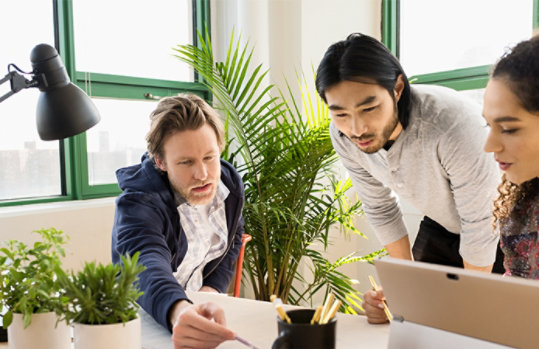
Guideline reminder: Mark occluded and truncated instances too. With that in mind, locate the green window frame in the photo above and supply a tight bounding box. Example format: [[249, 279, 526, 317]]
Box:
[[381, 0, 539, 91], [1, 0, 210, 207]]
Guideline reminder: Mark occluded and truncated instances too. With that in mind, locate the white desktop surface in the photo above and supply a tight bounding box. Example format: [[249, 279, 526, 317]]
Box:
[[0, 292, 389, 348], [141, 291, 390, 349]]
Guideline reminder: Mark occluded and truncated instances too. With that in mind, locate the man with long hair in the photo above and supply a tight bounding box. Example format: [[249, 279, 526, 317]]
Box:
[[316, 33, 503, 323]]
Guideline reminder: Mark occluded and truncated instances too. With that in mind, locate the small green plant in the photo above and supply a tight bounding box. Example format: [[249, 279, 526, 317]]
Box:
[[0, 228, 68, 329], [57, 252, 145, 325]]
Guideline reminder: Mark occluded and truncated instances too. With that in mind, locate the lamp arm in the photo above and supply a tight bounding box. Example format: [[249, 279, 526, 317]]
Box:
[[0, 70, 39, 103]]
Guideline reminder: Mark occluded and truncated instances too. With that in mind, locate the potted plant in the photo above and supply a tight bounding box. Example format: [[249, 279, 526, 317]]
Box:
[[0, 228, 71, 349], [174, 32, 385, 312], [57, 252, 145, 349]]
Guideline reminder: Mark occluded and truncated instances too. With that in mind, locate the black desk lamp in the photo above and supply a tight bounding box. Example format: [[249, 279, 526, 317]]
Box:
[[0, 44, 100, 342], [0, 43, 100, 140]]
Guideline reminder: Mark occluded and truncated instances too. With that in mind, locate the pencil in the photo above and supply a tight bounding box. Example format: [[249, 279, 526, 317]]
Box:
[[271, 295, 292, 324], [320, 299, 341, 324], [274, 303, 292, 324], [368, 275, 393, 321], [310, 305, 323, 324], [319, 293, 335, 323]]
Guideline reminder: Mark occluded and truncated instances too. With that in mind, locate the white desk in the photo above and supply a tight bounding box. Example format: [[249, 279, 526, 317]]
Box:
[[0, 293, 389, 348], [142, 292, 390, 349]]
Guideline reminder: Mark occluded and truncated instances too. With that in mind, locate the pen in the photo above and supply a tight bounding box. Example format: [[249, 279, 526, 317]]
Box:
[[368, 275, 393, 321], [235, 335, 261, 349]]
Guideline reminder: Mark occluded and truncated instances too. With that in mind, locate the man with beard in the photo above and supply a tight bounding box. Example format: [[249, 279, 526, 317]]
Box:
[[316, 33, 503, 323], [112, 94, 243, 348]]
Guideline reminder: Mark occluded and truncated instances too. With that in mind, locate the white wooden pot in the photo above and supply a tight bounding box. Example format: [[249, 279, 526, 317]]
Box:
[[73, 316, 141, 349], [8, 311, 71, 349]]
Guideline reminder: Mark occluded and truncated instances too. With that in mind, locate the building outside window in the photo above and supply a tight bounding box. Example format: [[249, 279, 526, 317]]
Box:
[[0, 0, 209, 206]]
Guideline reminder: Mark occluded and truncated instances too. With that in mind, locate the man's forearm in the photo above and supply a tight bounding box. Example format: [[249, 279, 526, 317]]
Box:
[[384, 235, 413, 260]]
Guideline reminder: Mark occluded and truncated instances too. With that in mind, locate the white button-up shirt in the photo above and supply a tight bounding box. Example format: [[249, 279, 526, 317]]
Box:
[[173, 181, 229, 291]]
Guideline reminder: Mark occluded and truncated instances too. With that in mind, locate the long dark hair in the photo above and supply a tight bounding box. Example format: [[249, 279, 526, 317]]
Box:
[[316, 33, 412, 129]]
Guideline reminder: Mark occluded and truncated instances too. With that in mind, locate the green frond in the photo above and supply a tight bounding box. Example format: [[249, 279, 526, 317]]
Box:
[[173, 29, 375, 311]]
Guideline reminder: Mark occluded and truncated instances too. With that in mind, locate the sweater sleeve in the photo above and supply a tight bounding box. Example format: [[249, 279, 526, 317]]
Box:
[[112, 193, 188, 332], [330, 123, 409, 245], [437, 117, 500, 266]]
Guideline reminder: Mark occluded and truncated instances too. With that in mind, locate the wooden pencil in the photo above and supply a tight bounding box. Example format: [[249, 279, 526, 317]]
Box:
[[368, 275, 393, 321]]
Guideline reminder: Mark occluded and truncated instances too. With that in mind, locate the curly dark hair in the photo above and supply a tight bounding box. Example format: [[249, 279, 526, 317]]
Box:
[[491, 35, 539, 229], [493, 177, 539, 230]]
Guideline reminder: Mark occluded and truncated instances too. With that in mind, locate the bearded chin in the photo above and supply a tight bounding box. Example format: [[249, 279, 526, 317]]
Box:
[[382, 115, 399, 143], [361, 112, 399, 154]]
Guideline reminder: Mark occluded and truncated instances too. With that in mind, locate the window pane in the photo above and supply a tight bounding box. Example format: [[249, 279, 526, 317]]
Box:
[[86, 99, 156, 185], [0, 1, 60, 201], [73, 0, 194, 81], [400, 0, 533, 77]]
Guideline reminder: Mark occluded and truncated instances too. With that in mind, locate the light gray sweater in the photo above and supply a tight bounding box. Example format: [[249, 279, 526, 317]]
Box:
[[330, 84, 500, 266]]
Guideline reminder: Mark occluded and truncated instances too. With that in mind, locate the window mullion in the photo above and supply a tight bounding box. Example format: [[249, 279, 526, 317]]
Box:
[[382, 0, 399, 57], [56, 0, 89, 199]]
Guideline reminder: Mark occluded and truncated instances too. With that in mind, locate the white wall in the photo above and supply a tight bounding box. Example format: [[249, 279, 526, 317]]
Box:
[[0, 198, 115, 271], [210, 0, 423, 304], [0, 0, 421, 304]]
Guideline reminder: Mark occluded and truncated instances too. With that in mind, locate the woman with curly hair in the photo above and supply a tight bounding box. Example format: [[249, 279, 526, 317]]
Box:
[[483, 35, 539, 278]]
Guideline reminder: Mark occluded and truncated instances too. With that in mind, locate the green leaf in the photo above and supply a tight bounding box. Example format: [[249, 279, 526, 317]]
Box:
[[173, 29, 379, 313], [57, 252, 145, 325], [3, 311, 12, 329], [0, 228, 68, 328]]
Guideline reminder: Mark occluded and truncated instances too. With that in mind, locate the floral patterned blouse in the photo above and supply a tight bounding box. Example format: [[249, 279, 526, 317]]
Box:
[[499, 182, 539, 279]]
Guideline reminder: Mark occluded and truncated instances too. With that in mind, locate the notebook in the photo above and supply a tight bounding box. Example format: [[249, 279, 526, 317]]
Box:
[[374, 257, 539, 349]]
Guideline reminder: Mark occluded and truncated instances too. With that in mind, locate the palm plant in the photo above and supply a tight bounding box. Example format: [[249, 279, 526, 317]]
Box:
[[173, 31, 385, 313]]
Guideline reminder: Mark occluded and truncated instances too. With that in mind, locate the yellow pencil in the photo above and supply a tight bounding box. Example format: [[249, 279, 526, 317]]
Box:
[[319, 293, 335, 323], [275, 304, 292, 324], [368, 275, 393, 321], [310, 305, 323, 324], [320, 300, 341, 324], [271, 295, 292, 324]]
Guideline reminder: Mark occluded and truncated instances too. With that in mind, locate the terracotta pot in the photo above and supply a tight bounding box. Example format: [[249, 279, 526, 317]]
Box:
[[8, 311, 71, 349], [73, 316, 141, 349]]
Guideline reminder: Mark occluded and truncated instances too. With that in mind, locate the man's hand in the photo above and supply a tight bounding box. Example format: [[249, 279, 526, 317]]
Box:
[[170, 300, 235, 349], [362, 288, 389, 324]]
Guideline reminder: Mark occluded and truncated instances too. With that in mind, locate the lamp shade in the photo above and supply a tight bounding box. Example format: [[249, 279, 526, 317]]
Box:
[[30, 44, 100, 140]]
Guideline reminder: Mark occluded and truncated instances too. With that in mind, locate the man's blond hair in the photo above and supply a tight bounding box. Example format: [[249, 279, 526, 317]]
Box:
[[146, 94, 225, 161]]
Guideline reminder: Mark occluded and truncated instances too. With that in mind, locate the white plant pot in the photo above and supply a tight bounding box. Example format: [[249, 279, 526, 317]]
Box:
[[73, 316, 141, 349], [8, 311, 71, 349]]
